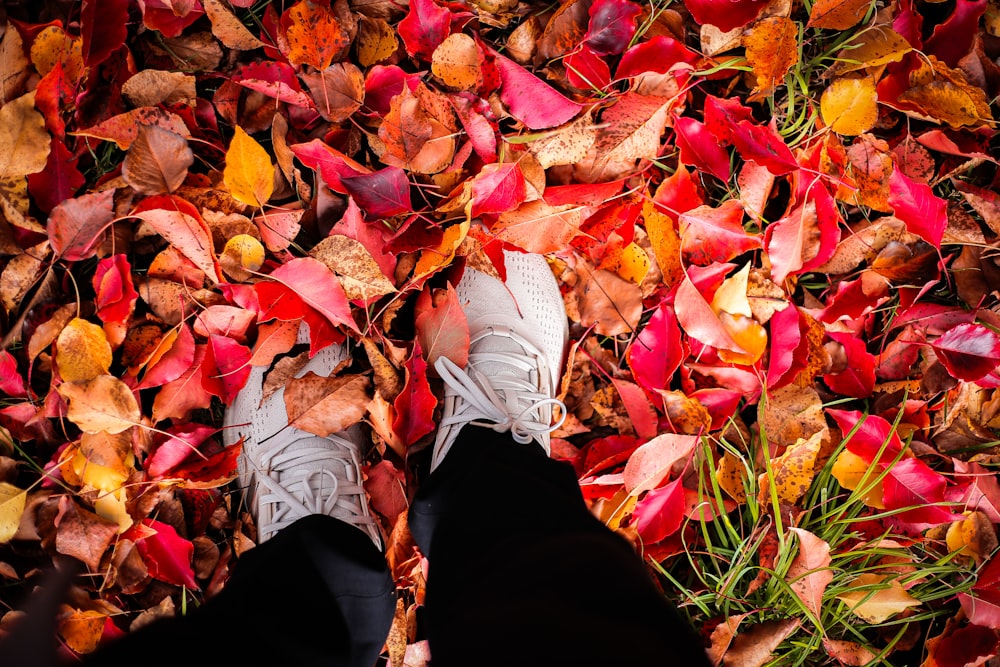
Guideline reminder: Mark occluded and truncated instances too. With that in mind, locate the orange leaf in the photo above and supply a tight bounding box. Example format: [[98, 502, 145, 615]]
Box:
[[57, 375, 141, 435], [282, 0, 350, 70], [807, 0, 872, 29], [742, 17, 798, 103]]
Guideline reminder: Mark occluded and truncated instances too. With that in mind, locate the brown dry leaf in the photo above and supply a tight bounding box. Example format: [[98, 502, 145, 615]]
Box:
[[54, 497, 120, 572], [356, 16, 397, 67], [723, 618, 800, 667], [55, 318, 113, 383], [835, 573, 921, 622], [746, 269, 787, 323], [807, 0, 871, 29], [820, 76, 878, 136], [822, 638, 878, 666], [0, 242, 49, 312], [29, 25, 83, 80], [707, 613, 750, 666], [758, 430, 824, 505], [742, 17, 798, 102], [898, 56, 993, 128], [492, 200, 583, 253], [203, 0, 265, 50], [945, 511, 998, 564], [74, 107, 191, 150], [378, 86, 456, 174], [150, 31, 224, 72], [58, 608, 107, 654], [0, 23, 30, 104], [285, 373, 372, 437], [575, 92, 677, 183], [816, 215, 916, 275], [312, 234, 397, 301], [121, 70, 197, 108], [57, 375, 141, 435], [529, 111, 598, 169], [0, 92, 50, 178], [301, 62, 365, 123], [576, 268, 643, 336], [122, 125, 194, 195], [786, 527, 834, 620], [836, 134, 893, 212], [506, 15, 541, 64], [830, 27, 912, 76], [761, 384, 828, 450], [432, 33, 482, 91]]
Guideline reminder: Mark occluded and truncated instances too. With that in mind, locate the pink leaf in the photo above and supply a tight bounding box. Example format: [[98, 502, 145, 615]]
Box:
[[146, 423, 217, 478], [131, 195, 223, 283], [674, 272, 746, 355], [623, 433, 698, 494], [585, 0, 642, 56], [633, 478, 686, 543], [234, 61, 315, 109], [492, 52, 584, 130], [610, 378, 659, 441], [932, 323, 1000, 382], [415, 283, 470, 371], [47, 189, 117, 261], [290, 139, 369, 193], [766, 305, 807, 389], [0, 351, 27, 398], [959, 591, 1000, 630], [888, 168, 947, 248], [883, 457, 964, 528], [206, 335, 252, 404]]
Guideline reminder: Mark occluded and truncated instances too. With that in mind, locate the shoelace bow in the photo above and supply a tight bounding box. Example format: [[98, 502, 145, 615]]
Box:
[[433, 325, 567, 444], [247, 432, 374, 539]]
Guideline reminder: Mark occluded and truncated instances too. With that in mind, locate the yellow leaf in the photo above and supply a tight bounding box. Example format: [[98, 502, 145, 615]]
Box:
[[432, 33, 482, 91], [59, 609, 107, 654], [642, 198, 683, 289], [0, 482, 26, 544], [758, 431, 823, 505], [224, 126, 274, 208], [56, 318, 113, 383], [0, 91, 51, 178], [836, 573, 921, 623], [94, 488, 133, 534], [830, 27, 912, 76], [357, 16, 398, 67], [712, 263, 753, 317], [945, 511, 997, 564], [610, 242, 651, 285], [831, 448, 886, 508], [821, 77, 878, 136], [29, 25, 83, 80], [717, 449, 748, 503], [416, 219, 470, 278], [220, 233, 265, 281]]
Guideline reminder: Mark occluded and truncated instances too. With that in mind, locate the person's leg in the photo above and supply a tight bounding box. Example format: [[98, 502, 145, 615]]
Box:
[[78, 514, 394, 667], [74, 334, 394, 667], [410, 251, 710, 667]]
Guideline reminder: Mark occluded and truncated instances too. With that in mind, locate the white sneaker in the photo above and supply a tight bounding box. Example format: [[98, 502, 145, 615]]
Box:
[[430, 251, 569, 471], [223, 331, 382, 547]]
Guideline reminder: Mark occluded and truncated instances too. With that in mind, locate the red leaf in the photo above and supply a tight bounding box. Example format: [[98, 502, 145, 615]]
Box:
[[398, 0, 452, 60], [610, 378, 659, 441], [152, 345, 217, 423], [93, 255, 138, 330], [27, 137, 85, 213], [928, 622, 1000, 667], [883, 457, 964, 529], [564, 47, 612, 91], [932, 323, 1000, 382], [80, 0, 129, 66], [141, 0, 205, 38], [492, 51, 584, 130], [47, 189, 116, 261], [766, 305, 807, 389], [146, 423, 217, 478], [139, 324, 197, 390], [206, 335, 252, 405], [469, 162, 527, 218], [341, 167, 413, 218], [0, 351, 27, 398], [627, 301, 683, 393], [683, 0, 769, 31], [923, 0, 986, 67], [392, 341, 438, 447], [888, 168, 947, 248], [129, 519, 198, 589], [826, 409, 905, 464], [617, 36, 698, 78], [960, 590, 1000, 630], [674, 273, 746, 355], [290, 139, 369, 193], [633, 477, 686, 543], [364, 460, 409, 522], [170, 444, 241, 487], [823, 331, 876, 398], [585, 0, 642, 56], [673, 117, 731, 182], [679, 200, 759, 265], [233, 61, 316, 109], [730, 120, 799, 175], [952, 460, 1000, 523], [266, 258, 358, 333]]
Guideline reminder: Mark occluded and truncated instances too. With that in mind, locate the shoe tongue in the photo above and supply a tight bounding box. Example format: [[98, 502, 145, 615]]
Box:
[[469, 335, 533, 381]]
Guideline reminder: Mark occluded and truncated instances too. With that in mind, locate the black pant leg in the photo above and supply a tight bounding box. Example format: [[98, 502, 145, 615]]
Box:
[[409, 427, 710, 667], [76, 515, 395, 667]]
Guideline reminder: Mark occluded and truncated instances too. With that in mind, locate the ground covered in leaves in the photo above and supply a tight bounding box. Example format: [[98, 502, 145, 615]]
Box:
[[1, 0, 1000, 664]]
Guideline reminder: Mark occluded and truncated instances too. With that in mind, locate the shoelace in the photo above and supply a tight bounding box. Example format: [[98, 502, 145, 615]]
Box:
[[433, 325, 567, 445], [245, 431, 377, 542]]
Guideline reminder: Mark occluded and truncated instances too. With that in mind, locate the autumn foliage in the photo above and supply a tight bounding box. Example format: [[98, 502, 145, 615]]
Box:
[[0, 0, 999, 663]]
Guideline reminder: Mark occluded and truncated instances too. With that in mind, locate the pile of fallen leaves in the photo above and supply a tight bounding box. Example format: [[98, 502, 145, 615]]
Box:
[[0, 0, 999, 664]]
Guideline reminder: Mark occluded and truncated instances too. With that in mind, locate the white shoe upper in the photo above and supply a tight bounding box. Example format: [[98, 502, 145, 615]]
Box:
[[223, 333, 382, 547], [430, 251, 570, 471]]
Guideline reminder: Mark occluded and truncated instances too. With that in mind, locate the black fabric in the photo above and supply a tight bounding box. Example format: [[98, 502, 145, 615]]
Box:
[[76, 515, 395, 667], [409, 426, 711, 667]]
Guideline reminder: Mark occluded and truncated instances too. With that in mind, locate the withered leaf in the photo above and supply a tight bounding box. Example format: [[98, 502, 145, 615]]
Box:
[[285, 373, 372, 437]]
